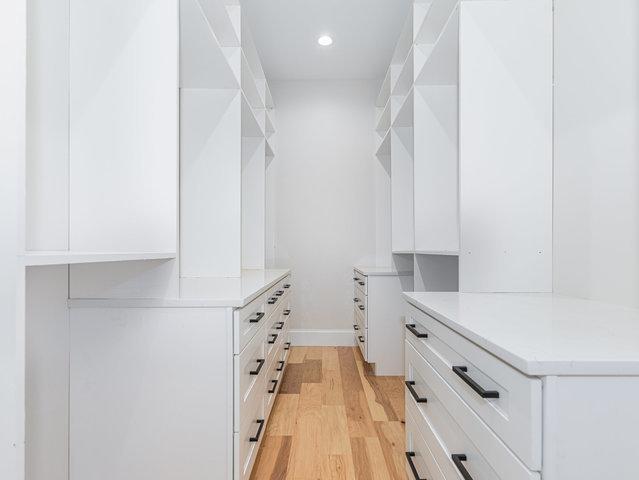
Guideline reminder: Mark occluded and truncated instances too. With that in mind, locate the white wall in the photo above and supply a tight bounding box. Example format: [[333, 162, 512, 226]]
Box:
[[267, 80, 383, 331], [554, 0, 639, 308]]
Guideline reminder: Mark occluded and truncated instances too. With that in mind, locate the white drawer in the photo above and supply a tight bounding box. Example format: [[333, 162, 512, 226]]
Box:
[[405, 302, 542, 470], [235, 397, 265, 480], [406, 404, 446, 480], [405, 341, 540, 480], [353, 270, 367, 295], [235, 324, 267, 430], [355, 315, 367, 360], [264, 358, 283, 418], [353, 286, 368, 320], [234, 294, 267, 354]]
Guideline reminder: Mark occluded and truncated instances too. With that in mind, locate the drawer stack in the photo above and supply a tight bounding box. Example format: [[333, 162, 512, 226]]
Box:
[[234, 275, 293, 480], [352, 270, 368, 359], [404, 301, 542, 480]]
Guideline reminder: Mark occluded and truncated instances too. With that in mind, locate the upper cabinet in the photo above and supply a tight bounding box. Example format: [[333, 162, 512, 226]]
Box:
[[25, 0, 179, 264]]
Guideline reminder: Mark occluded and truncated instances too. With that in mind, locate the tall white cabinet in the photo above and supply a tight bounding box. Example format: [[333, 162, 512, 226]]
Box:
[[375, 0, 552, 294]]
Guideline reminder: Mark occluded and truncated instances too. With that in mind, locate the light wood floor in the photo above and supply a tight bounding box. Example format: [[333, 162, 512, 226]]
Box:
[[250, 346, 407, 480]]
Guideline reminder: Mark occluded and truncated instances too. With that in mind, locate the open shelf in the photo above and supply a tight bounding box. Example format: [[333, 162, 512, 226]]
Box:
[[392, 88, 414, 127], [392, 8, 414, 65], [414, 250, 460, 256], [376, 100, 392, 133], [241, 93, 264, 137], [196, 0, 241, 47], [391, 47, 414, 97], [21, 251, 176, 266], [266, 138, 275, 158], [377, 67, 392, 107], [265, 111, 275, 136], [265, 82, 275, 109], [376, 130, 392, 157], [242, 52, 265, 109], [180, 0, 239, 89], [414, 0, 458, 45], [415, 6, 459, 86]]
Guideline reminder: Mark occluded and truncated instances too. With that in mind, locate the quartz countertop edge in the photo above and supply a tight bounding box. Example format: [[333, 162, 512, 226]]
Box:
[[403, 292, 639, 377], [354, 266, 413, 276], [68, 269, 291, 309]]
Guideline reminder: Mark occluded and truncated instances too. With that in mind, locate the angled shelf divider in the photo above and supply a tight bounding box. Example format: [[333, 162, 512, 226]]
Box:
[[241, 93, 264, 137], [391, 47, 414, 97], [376, 129, 392, 157], [415, 5, 459, 85], [392, 88, 414, 127], [241, 52, 265, 109], [196, 0, 241, 47], [376, 100, 392, 133], [21, 251, 176, 267], [180, 0, 239, 89], [377, 68, 392, 107], [414, 0, 459, 45]]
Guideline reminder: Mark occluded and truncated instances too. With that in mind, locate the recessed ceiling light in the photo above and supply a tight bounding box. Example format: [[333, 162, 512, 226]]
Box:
[[318, 35, 333, 47]]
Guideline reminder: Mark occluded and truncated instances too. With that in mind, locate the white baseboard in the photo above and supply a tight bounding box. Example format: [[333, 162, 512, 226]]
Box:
[[289, 329, 355, 347]]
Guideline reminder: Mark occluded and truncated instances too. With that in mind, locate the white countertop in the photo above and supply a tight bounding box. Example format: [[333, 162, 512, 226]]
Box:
[[354, 266, 412, 276], [69, 269, 291, 309], [404, 292, 639, 376]]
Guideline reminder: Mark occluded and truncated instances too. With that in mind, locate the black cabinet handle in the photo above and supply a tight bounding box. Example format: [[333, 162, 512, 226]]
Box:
[[268, 333, 278, 344], [249, 419, 265, 442], [405, 380, 428, 403], [276, 290, 284, 296], [452, 454, 473, 480], [452, 366, 499, 399], [284, 284, 291, 289], [358, 281, 365, 286], [284, 342, 291, 351], [268, 379, 279, 394], [353, 324, 359, 331], [283, 309, 291, 316], [249, 312, 265, 324], [353, 277, 359, 281], [358, 305, 365, 311], [276, 360, 285, 371], [275, 321, 284, 330], [250, 359, 265, 376], [405, 452, 427, 480], [358, 335, 365, 343], [405, 324, 428, 339], [353, 298, 360, 303], [268, 298, 277, 304]]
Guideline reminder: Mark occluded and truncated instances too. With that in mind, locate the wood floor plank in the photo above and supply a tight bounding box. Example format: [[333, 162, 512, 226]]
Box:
[[288, 346, 307, 364], [251, 346, 407, 480]]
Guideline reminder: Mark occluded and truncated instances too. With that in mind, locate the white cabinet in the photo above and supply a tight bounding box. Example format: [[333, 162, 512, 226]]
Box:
[[68, 272, 293, 480], [403, 292, 639, 480], [352, 267, 413, 375]]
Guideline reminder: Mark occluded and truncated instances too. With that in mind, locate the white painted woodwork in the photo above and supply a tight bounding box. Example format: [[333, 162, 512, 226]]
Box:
[[26, 0, 69, 251], [242, 137, 266, 269], [405, 292, 639, 479], [69, 0, 178, 254], [180, 89, 241, 277], [25, 267, 69, 480], [413, 254, 459, 292], [391, 127, 414, 253], [459, 0, 553, 292]]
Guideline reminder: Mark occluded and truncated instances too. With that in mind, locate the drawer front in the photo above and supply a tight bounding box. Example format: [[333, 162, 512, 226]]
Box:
[[235, 324, 267, 428], [405, 341, 539, 480], [235, 398, 265, 480], [406, 302, 542, 470], [353, 286, 368, 321], [355, 313, 367, 360], [406, 404, 446, 480], [234, 294, 267, 354], [264, 358, 283, 417], [353, 270, 368, 295]]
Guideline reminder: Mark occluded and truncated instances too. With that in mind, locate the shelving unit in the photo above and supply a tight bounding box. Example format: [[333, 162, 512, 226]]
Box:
[[374, 0, 552, 293]]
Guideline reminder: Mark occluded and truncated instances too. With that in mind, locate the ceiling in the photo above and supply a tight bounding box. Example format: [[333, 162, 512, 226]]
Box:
[[241, 0, 412, 80]]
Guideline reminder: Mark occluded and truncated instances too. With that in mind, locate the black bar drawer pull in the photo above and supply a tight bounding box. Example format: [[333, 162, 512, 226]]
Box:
[[405, 381, 427, 403], [268, 379, 279, 394], [284, 342, 291, 351], [275, 321, 284, 330], [268, 297, 277, 305], [358, 281, 365, 286], [249, 312, 265, 323], [405, 324, 428, 339], [452, 366, 499, 399], [249, 419, 265, 443], [250, 359, 265, 376], [405, 452, 427, 480], [358, 305, 365, 311], [283, 309, 291, 316], [353, 297, 360, 303], [358, 335, 365, 343], [452, 454, 473, 480], [276, 360, 285, 371], [276, 290, 284, 296], [353, 324, 359, 331], [284, 284, 291, 289], [353, 277, 359, 281], [268, 334, 278, 344]]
